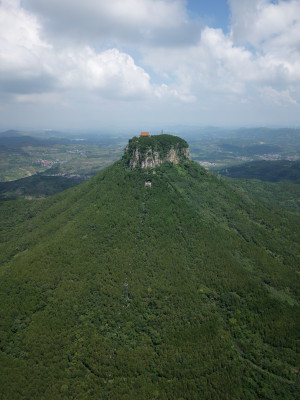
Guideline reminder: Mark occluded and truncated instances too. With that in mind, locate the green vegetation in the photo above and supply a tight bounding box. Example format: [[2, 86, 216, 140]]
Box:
[[218, 161, 300, 183], [0, 139, 299, 399], [0, 134, 124, 181], [223, 178, 300, 216], [123, 134, 189, 166], [2, 127, 299, 181], [188, 127, 300, 169], [0, 175, 85, 200], [217, 160, 300, 216]]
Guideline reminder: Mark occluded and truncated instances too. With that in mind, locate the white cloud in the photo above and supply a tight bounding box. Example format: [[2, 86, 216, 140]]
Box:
[[143, 27, 258, 99], [259, 86, 298, 106], [0, 0, 55, 93], [228, 0, 267, 44], [228, 0, 300, 93], [0, 0, 160, 101], [1, 0, 300, 128], [22, 0, 198, 47], [229, 0, 300, 49], [154, 83, 196, 103], [62, 47, 152, 99], [14, 92, 60, 104], [228, 0, 300, 86], [143, 1, 300, 104]]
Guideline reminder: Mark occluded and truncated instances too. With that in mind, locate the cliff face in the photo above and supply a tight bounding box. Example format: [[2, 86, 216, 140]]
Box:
[[124, 134, 190, 168], [128, 146, 190, 168]]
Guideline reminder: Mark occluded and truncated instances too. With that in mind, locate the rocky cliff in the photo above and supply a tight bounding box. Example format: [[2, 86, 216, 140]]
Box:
[[123, 134, 190, 168]]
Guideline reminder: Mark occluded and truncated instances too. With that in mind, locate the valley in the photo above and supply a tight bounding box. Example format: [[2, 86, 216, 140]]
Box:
[[0, 131, 125, 182]]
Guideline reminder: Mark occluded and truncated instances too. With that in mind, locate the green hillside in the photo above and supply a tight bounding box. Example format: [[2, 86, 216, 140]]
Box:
[[222, 178, 300, 216], [218, 160, 300, 183], [0, 141, 299, 399], [0, 175, 85, 200]]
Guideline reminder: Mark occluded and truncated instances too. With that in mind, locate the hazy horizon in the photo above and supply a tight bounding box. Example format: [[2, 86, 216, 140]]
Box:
[[1, 124, 300, 138]]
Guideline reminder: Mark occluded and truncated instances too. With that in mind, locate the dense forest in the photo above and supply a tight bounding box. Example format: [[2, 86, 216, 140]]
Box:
[[0, 175, 85, 200], [0, 137, 299, 399], [218, 160, 300, 183]]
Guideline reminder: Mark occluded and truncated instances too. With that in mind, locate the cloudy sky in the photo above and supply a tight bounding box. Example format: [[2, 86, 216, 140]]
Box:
[[0, 0, 300, 131]]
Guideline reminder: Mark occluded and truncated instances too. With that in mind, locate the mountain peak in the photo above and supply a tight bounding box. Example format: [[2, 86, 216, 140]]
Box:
[[123, 134, 190, 168]]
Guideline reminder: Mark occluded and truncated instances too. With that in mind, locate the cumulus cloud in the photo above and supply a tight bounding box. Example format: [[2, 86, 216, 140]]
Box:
[[22, 0, 199, 47], [142, 1, 300, 106], [228, 0, 300, 98], [259, 86, 298, 106], [0, 0, 162, 102], [229, 0, 300, 83], [62, 47, 152, 99], [143, 27, 259, 99], [229, 0, 267, 44], [0, 0, 56, 94], [229, 0, 300, 48], [0, 0, 300, 127]]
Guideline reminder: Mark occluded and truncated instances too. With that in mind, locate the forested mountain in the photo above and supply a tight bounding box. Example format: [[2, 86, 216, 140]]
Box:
[[0, 136, 299, 399]]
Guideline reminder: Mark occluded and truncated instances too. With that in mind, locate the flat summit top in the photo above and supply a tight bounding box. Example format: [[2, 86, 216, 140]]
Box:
[[123, 134, 189, 168]]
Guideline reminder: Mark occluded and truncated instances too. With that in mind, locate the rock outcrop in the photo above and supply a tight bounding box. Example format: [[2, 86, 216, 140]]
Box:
[[124, 134, 190, 168]]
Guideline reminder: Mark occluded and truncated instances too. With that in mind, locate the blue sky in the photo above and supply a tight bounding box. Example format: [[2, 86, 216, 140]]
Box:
[[0, 0, 300, 131], [187, 0, 230, 31]]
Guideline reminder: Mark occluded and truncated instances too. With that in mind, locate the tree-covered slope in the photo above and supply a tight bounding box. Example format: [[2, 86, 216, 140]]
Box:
[[222, 177, 300, 216], [0, 157, 299, 399], [218, 160, 300, 183], [0, 175, 84, 200]]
